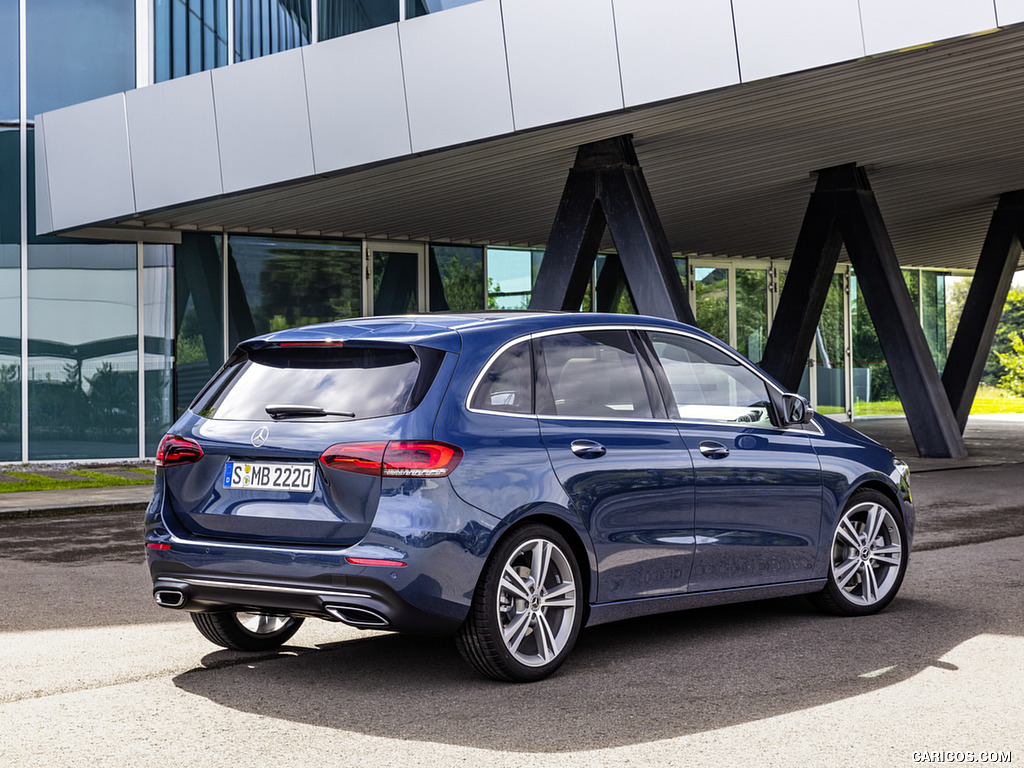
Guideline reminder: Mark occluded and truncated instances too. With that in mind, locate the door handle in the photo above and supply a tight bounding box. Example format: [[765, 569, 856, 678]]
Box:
[[570, 440, 607, 459], [699, 441, 730, 459]]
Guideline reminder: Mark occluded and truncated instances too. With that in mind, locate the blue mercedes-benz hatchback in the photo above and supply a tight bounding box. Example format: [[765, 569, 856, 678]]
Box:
[[146, 312, 913, 682]]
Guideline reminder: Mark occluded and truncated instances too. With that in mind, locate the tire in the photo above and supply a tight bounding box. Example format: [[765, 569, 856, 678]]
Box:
[[190, 611, 304, 651], [456, 523, 584, 682], [811, 489, 908, 616]]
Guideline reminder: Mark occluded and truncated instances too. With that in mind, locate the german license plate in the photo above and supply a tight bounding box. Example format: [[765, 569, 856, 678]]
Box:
[[223, 462, 315, 492]]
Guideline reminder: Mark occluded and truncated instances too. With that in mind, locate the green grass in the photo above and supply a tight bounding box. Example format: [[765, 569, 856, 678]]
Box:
[[0, 468, 153, 494], [968, 384, 1024, 414], [850, 384, 1024, 418]]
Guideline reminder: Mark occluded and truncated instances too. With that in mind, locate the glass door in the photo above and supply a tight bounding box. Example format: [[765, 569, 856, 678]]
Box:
[[364, 242, 427, 316]]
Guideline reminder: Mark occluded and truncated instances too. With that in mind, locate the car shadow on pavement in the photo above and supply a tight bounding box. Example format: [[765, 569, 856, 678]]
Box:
[[172, 588, 1004, 752]]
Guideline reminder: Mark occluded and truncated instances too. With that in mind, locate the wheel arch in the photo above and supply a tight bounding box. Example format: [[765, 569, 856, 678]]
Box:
[[485, 508, 596, 616]]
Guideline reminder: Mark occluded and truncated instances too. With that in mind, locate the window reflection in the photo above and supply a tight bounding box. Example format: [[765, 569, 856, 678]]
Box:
[[26, 0, 135, 116], [155, 0, 229, 82], [406, 0, 480, 19], [28, 244, 138, 459], [694, 266, 729, 344], [429, 245, 483, 311], [235, 0, 310, 62], [144, 245, 175, 454], [486, 248, 543, 310], [228, 235, 362, 345], [0, 244, 19, 461], [319, 0, 398, 42], [0, 0, 17, 121], [176, 233, 223, 416]]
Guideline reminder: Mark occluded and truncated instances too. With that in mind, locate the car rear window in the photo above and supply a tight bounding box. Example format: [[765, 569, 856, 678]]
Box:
[[191, 344, 442, 421]]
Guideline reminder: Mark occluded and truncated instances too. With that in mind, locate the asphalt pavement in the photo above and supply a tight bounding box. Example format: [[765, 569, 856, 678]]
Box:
[[1, 415, 1022, 766]]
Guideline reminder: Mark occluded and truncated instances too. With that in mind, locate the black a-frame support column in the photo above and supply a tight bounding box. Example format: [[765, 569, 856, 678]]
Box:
[[528, 135, 695, 324], [761, 164, 967, 459], [942, 191, 1024, 432]]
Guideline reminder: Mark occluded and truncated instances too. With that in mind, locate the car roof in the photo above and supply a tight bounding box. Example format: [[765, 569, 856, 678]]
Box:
[[245, 312, 703, 353]]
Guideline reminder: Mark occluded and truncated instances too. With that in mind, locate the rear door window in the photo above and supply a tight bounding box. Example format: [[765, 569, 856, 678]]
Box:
[[192, 344, 439, 421], [536, 330, 654, 418]]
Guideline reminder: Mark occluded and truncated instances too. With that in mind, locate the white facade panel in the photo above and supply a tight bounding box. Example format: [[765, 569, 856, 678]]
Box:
[[38, 94, 136, 232], [304, 25, 412, 173], [732, 0, 864, 82], [33, 117, 53, 236], [502, 0, 623, 131], [614, 0, 739, 108], [401, 0, 514, 152], [126, 72, 223, 212], [996, 0, 1024, 26], [211, 48, 315, 194], [860, 0, 997, 55]]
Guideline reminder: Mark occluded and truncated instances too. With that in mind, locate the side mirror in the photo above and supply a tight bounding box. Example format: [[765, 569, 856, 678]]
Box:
[[781, 393, 813, 425]]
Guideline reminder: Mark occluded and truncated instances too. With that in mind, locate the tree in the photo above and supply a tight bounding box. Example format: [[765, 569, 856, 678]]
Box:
[[996, 331, 1024, 396], [984, 286, 1024, 385]]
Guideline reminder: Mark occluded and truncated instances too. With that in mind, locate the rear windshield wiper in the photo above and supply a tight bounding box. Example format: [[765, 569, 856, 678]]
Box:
[[265, 404, 355, 420]]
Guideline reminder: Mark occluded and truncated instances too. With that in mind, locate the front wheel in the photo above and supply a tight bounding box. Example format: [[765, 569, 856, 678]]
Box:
[[812, 490, 908, 616], [456, 523, 583, 682], [190, 611, 304, 651]]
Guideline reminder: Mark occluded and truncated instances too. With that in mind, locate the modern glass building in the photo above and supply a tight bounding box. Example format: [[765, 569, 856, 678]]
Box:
[[7, 1, 1023, 462]]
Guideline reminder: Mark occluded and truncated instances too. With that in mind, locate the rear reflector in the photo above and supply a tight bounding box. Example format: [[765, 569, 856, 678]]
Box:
[[320, 440, 463, 478], [146, 542, 171, 550], [345, 557, 407, 567], [156, 435, 204, 467]]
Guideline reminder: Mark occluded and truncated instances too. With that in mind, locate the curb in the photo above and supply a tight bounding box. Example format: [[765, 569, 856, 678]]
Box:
[[0, 500, 151, 521]]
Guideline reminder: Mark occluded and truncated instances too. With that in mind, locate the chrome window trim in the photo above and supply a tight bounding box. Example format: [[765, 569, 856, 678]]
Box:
[[464, 323, 822, 435]]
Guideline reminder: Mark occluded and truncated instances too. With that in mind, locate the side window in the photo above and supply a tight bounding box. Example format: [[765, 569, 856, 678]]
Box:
[[648, 332, 773, 426], [470, 341, 533, 414], [536, 330, 653, 419]]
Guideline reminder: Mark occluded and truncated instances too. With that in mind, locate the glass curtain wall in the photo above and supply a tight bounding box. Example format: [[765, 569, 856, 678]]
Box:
[[27, 245, 139, 460], [735, 267, 767, 363], [0, 124, 18, 461], [694, 266, 729, 344], [235, 0, 311, 61], [155, 0, 229, 82], [429, 245, 484, 312], [406, 0, 480, 18], [227, 235, 361, 346], [26, 0, 135, 115], [0, 0, 16, 121], [486, 248, 543, 309], [175, 233, 223, 417], [319, 0, 398, 41], [145, 246, 176, 454]]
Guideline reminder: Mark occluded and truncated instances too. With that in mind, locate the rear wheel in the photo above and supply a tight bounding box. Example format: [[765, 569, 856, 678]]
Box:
[[456, 523, 583, 682], [812, 490, 908, 616], [190, 611, 304, 651]]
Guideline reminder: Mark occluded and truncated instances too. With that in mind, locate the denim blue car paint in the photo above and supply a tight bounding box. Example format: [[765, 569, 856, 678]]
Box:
[[585, 579, 827, 627], [538, 415, 696, 602], [677, 420, 823, 591], [804, 416, 916, 577], [437, 325, 602, 600], [148, 312, 912, 639], [148, 471, 490, 628]]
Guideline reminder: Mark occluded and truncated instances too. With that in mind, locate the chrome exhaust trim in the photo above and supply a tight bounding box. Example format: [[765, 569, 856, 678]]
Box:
[[325, 604, 390, 628], [154, 589, 187, 608]]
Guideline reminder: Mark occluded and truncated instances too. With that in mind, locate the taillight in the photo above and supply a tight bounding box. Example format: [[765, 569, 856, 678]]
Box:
[[156, 435, 204, 467], [320, 441, 463, 478], [319, 442, 388, 475]]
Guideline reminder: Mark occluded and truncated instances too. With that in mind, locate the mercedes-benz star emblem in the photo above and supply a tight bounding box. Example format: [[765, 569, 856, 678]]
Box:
[[251, 426, 270, 448]]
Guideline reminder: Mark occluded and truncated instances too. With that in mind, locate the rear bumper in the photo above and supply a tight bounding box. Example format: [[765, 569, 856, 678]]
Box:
[[144, 476, 495, 635], [149, 566, 462, 634]]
